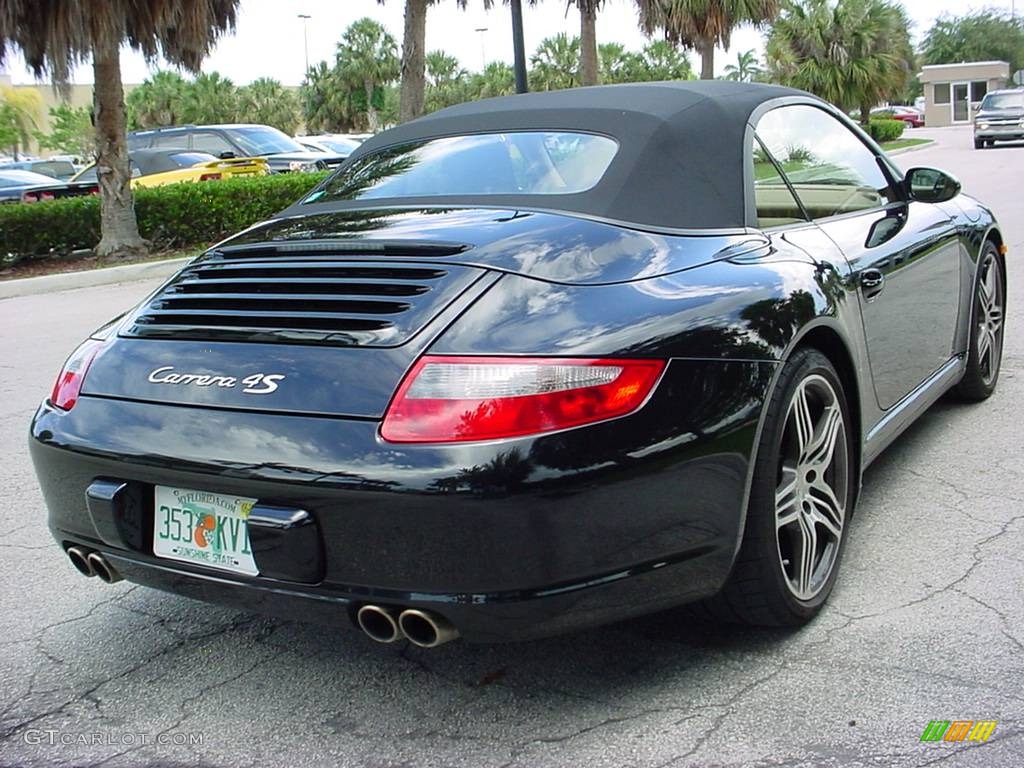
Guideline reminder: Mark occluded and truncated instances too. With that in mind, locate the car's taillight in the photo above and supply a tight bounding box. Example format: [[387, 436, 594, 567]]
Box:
[[381, 356, 665, 443], [49, 339, 105, 411], [21, 191, 37, 203], [199, 172, 222, 181]]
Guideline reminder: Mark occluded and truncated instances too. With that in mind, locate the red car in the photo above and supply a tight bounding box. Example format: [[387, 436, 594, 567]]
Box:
[[872, 106, 925, 128]]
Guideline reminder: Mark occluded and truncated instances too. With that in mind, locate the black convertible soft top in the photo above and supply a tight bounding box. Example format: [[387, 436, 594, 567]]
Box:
[[323, 80, 809, 232]]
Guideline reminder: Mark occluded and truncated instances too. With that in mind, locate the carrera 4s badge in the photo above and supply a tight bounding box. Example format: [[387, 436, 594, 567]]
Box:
[[147, 366, 284, 394]]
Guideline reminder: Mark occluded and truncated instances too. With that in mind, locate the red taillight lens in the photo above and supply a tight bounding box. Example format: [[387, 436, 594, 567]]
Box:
[[199, 172, 222, 181], [49, 339, 105, 411], [381, 356, 665, 443], [21, 191, 38, 203]]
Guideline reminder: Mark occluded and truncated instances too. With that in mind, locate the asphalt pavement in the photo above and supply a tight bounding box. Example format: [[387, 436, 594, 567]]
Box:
[[0, 125, 1022, 768]]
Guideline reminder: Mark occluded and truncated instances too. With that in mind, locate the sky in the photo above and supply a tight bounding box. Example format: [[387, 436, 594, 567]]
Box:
[[1, 0, 1019, 86]]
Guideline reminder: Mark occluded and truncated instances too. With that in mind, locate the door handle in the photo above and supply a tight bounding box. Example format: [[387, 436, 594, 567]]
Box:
[[860, 268, 885, 299]]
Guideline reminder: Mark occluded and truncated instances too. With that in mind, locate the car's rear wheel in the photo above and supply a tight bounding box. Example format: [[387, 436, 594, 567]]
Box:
[[956, 243, 1005, 401], [705, 349, 854, 626]]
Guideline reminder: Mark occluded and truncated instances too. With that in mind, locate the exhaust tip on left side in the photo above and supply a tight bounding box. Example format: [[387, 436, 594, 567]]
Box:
[[66, 546, 95, 577], [86, 552, 123, 584], [356, 605, 404, 643]]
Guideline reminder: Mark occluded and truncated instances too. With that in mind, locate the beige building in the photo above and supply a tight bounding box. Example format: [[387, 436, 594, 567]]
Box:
[[1, 72, 141, 156], [919, 61, 1011, 128]]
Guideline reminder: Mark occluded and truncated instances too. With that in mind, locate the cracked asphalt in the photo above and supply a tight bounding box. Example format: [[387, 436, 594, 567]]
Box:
[[1, 126, 1022, 768]]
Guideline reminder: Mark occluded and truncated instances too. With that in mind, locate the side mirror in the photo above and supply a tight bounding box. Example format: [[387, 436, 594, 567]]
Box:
[[905, 167, 961, 204], [218, 151, 237, 159]]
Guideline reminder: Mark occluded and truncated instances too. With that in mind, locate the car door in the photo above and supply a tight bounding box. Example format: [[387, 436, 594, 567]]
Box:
[[754, 104, 962, 410]]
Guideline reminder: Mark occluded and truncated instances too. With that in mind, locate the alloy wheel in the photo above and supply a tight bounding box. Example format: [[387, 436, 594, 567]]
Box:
[[775, 374, 849, 601], [976, 254, 1004, 387]]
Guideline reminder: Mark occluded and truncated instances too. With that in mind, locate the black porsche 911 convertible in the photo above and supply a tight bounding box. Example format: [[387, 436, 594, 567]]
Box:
[[31, 82, 1006, 647]]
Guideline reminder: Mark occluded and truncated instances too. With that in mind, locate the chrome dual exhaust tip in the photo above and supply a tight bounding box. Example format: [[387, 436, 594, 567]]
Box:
[[86, 552, 123, 584], [355, 605, 460, 647], [398, 609, 459, 648], [66, 546, 94, 577], [356, 604, 404, 643]]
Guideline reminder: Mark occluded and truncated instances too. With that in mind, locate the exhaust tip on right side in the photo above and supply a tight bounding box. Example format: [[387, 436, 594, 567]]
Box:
[[86, 552, 123, 584], [398, 609, 460, 648]]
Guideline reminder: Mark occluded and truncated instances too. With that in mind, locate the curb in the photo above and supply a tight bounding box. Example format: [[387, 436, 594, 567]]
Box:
[[0, 256, 190, 301], [887, 140, 935, 156]]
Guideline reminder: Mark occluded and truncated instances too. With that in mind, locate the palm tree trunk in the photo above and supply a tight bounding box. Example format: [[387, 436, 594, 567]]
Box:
[[92, 35, 146, 258], [859, 100, 872, 128], [399, 0, 428, 122], [699, 40, 715, 81], [365, 79, 380, 132], [579, 3, 599, 87]]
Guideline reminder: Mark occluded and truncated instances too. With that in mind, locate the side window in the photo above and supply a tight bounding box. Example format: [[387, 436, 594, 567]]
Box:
[[191, 131, 235, 155], [751, 136, 806, 228], [755, 105, 896, 220], [150, 132, 190, 150]]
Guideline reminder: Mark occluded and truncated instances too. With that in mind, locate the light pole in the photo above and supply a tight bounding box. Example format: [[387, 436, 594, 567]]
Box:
[[297, 13, 311, 74], [510, 0, 528, 93], [474, 27, 488, 72]]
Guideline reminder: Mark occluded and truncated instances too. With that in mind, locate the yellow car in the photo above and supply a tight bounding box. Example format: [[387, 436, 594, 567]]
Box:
[[72, 148, 268, 187]]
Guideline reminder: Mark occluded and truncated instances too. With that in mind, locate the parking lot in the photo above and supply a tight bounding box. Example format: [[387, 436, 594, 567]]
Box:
[[1, 125, 1021, 767]]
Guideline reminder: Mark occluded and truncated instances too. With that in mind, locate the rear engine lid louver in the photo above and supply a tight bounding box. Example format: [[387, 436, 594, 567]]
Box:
[[121, 242, 483, 348]]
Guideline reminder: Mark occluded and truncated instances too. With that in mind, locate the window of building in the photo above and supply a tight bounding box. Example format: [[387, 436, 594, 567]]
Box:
[[934, 83, 951, 104], [971, 81, 988, 102]]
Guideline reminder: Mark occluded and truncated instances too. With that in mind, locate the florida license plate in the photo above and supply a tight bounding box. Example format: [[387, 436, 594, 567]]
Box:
[[153, 486, 259, 575]]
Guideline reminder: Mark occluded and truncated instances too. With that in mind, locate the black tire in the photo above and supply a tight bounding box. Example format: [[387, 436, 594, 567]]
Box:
[[703, 348, 856, 627], [956, 243, 1005, 401], [974, 138, 985, 149]]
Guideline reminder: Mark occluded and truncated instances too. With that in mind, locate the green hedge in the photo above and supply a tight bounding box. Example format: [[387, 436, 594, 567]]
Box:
[[0, 170, 330, 265], [867, 117, 906, 143]]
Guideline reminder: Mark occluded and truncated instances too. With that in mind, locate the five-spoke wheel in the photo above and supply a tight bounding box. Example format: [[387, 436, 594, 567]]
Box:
[[775, 375, 848, 601]]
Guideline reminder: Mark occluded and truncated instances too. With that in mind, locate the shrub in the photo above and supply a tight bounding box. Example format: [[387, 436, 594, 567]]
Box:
[[867, 117, 906, 143], [0, 170, 330, 265]]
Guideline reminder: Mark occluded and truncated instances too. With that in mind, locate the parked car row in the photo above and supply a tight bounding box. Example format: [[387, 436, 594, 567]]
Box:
[[1, 123, 370, 204], [0, 168, 98, 204]]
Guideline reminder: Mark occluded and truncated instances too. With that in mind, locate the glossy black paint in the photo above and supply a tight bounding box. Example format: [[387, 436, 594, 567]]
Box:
[[29, 146, 1003, 641], [32, 356, 773, 641]]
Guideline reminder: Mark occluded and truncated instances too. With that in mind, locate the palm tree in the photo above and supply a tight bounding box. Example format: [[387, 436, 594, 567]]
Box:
[[301, 61, 355, 133], [641, 39, 696, 79], [126, 71, 188, 129], [571, 1, 606, 86], [724, 49, 763, 81], [0, 85, 42, 158], [530, 34, 581, 91], [469, 62, 517, 99], [425, 50, 469, 112], [0, 1, 238, 257], [766, 0, 913, 123], [636, 0, 781, 80], [337, 18, 401, 132], [237, 78, 301, 134], [183, 72, 239, 125]]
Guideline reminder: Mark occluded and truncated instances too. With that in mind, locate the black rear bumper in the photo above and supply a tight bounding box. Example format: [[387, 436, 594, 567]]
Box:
[[30, 358, 774, 641]]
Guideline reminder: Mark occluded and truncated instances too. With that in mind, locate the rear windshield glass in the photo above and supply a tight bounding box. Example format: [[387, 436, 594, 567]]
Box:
[[981, 92, 1024, 110], [304, 131, 619, 204]]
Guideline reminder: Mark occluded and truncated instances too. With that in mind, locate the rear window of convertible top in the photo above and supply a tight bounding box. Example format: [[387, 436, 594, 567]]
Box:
[[303, 131, 619, 204]]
